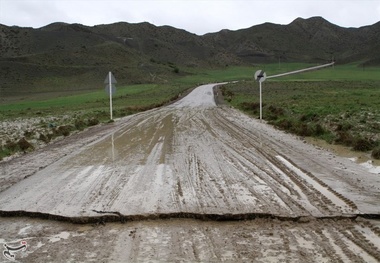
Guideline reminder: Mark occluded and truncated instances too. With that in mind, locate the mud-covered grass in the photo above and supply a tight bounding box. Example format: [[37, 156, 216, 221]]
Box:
[[221, 80, 380, 158], [0, 116, 100, 160]]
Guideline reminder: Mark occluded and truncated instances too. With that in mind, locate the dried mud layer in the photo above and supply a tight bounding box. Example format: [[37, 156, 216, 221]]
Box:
[[1, 217, 380, 263], [1, 84, 380, 262]]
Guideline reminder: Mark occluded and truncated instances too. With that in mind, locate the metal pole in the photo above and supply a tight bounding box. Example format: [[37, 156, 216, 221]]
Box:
[[259, 81, 262, 121], [267, 62, 334, 79], [109, 71, 113, 120]]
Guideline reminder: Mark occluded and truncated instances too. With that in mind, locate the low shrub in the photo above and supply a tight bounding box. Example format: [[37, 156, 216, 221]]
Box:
[[372, 147, 380, 159], [352, 138, 375, 152], [293, 123, 311, 137], [87, 118, 99, 126], [266, 105, 285, 121], [17, 137, 33, 151], [23, 130, 34, 138], [335, 122, 353, 132], [4, 140, 19, 152], [335, 131, 354, 146], [0, 147, 12, 160], [56, 125, 73, 136], [268, 105, 285, 116], [75, 119, 86, 130], [310, 123, 326, 136], [273, 118, 327, 138], [240, 102, 261, 115], [299, 113, 319, 122], [275, 119, 293, 130], [39, 133, 50, 143]]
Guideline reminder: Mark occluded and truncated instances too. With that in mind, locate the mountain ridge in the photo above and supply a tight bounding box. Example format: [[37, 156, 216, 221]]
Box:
[[1, 16, 379, 98]]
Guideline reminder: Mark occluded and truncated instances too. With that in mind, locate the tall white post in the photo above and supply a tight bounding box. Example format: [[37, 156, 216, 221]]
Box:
[[109, 71, 113, 120], [259, 81, 262, 121]]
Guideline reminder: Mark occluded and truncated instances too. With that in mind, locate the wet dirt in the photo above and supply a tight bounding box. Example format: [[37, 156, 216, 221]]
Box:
[[0, 217, 379, 262], [306, 137, 380, 173], [0, 83, 379, 262]]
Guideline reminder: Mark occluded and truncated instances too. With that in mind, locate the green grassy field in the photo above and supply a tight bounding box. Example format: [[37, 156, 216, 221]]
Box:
[[220, 63, 380, 157], [3, 62, 377, 116], [0, 65, 258, 121], [1, 62, 380, 159], [0, 83, 187, 120]]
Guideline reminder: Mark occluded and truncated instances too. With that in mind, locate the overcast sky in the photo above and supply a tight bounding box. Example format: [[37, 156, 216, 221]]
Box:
[[1, 0, 379, 35]]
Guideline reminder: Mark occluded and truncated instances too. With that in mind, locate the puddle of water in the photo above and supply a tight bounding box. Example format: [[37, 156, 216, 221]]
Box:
[[306, 137, 380, 174]]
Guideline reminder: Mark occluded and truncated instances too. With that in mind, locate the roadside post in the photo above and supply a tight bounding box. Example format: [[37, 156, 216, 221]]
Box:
[[254, 70, 267, 121], [104, 72, 117, 120]]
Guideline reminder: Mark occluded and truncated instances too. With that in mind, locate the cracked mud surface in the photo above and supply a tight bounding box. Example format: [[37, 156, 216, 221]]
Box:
[[1, 84, 379, 262]]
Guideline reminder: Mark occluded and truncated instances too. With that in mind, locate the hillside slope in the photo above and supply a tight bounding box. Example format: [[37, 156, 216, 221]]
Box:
[[0, 17, 379, 99], [204, 17, 380, 63]]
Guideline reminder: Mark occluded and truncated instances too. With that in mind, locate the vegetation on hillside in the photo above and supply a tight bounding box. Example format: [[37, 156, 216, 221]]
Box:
[[1, 17, 379, 100]]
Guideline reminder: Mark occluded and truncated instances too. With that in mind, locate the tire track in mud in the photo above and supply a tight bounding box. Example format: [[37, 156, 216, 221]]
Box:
[[209, 109, 325, 215], [217, 105, 380, 210], [176, 109, 279, 214], [209, 107, 358, 216], [209, 110, 314, 209], [173, 110, 289, 215]]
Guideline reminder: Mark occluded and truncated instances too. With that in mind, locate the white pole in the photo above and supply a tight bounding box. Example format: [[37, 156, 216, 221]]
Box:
[[259, 81, 262, 121], [109, 71, 113, 120], [267, 62, 334, 79]]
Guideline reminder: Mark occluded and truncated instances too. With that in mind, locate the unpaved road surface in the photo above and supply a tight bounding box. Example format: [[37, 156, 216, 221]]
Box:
[[1, 83, 379, 262]]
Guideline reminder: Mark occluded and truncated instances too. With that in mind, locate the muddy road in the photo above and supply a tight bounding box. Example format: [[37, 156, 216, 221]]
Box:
[[1, 83, 379, 262]]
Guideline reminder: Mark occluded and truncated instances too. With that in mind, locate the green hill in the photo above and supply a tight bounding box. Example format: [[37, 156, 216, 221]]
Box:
[[1, 16, 379, 100]]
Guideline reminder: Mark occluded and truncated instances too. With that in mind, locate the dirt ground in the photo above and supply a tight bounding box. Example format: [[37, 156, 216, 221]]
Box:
[[0, 84, 379, 262]]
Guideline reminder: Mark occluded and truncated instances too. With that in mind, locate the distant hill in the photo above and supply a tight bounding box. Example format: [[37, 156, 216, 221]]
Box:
[[1, 16, 379, 99], [204, 17, 380, 64]]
